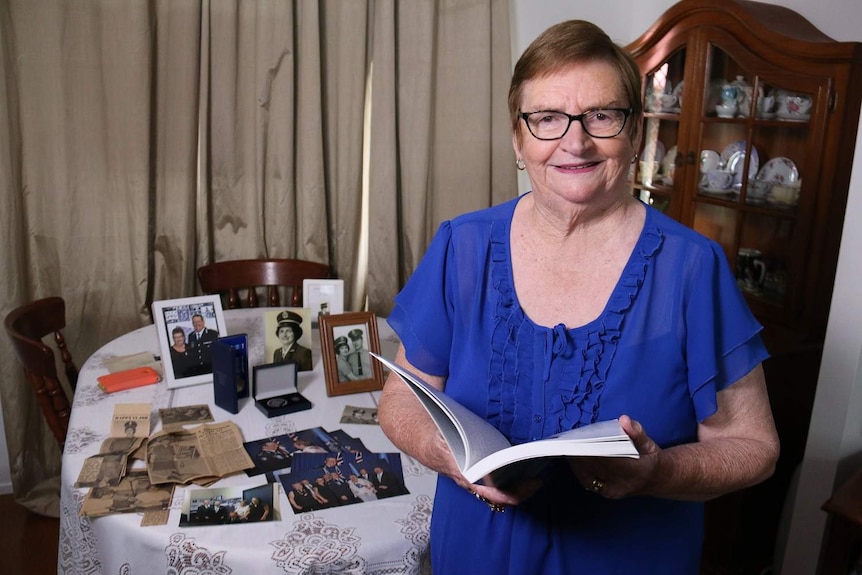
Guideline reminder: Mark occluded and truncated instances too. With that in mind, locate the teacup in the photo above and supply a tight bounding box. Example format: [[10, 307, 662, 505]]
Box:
[[706, 170, 734, 190], [715, 102, 737, 118], [649, 93, 678, 112], [757, 95, 775, 116], [719, 85, 739, 106], [748, 178, 771, 201], [770, 183, 801, 206], [659, 94, 678, 111], [777, 95, 812, 117]]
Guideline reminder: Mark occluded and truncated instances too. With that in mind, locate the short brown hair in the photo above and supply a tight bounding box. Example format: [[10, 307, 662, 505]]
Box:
[[508, 20, 642, 139]]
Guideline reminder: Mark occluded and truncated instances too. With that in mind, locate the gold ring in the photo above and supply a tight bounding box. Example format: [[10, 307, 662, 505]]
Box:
[[589, 478, 605, 493], [473, 491, 506, 513]]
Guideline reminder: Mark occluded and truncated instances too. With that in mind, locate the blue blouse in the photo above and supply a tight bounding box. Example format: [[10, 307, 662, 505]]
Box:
[[388, 194, 767, 574]]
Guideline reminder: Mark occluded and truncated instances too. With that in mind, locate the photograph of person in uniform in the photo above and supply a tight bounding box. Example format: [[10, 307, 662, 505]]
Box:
[[345, 328, 371, 379], [185, 313, 219, 376], [268, 310, 313, 372]]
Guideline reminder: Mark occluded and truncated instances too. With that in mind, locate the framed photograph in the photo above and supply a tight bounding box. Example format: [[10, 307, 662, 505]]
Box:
[[152, 295, 227, 389], [303, 279, 345, 326], [319, 312, 384, 397]]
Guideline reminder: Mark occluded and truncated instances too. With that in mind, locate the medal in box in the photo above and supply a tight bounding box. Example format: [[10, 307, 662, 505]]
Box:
[[253, 361, 312, 417]]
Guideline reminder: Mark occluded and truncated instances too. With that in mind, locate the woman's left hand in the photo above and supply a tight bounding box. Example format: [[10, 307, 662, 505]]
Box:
[[568, 414, 661, 499]]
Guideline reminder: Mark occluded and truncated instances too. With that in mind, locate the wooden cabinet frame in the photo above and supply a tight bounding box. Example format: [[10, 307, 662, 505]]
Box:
[[627, 2, 862, 573]]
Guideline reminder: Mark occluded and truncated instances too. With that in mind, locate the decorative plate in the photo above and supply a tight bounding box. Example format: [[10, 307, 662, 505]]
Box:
[[700, 150, 721, 173], [756, 157, 800, 185], [721, 141, 759, 179], [726, 150, 759, 187]]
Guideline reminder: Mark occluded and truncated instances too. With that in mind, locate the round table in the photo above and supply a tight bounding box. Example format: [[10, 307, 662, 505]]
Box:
[[58, 309, 436, 574]]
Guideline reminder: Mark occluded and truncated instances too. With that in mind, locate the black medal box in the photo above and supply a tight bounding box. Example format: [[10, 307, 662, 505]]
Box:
[[252, 361, 312, 418]]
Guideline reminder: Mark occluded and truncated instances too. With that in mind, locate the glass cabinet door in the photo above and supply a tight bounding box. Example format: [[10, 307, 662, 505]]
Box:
[[690, 41, 824, 324], [634, 48, 686, 217]]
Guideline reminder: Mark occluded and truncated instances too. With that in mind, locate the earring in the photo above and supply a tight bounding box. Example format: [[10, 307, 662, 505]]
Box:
[[631, 153, 638, 165], [516, 158, 526, 171]]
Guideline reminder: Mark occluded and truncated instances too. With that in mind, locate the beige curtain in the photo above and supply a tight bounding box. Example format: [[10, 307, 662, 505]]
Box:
[[0, 0, 512, 515], [367, 0, 517, 314]]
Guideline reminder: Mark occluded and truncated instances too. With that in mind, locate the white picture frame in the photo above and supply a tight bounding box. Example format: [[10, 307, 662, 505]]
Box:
[[152, 295, 228, 389], [302, 279, 345, 325]]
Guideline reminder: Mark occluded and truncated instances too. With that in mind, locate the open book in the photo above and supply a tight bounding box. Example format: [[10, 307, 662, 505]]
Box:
[[371, 353, 639, 485]]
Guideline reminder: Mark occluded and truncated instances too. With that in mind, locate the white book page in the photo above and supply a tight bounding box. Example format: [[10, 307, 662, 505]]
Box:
[[371, 354, 511, 473], [371, 354, 638, 485], [462, 421, 639, 483]]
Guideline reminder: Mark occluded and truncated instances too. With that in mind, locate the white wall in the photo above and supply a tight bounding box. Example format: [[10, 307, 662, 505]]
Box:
[[510, 1, 862, 574]]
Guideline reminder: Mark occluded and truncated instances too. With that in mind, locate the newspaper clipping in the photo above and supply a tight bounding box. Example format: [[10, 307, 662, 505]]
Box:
[[146, 421, 254, 486]]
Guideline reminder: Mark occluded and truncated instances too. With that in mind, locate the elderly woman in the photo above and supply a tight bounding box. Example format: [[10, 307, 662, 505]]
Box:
[[168, 326, 192, 377], [378, 20, 779, 574]]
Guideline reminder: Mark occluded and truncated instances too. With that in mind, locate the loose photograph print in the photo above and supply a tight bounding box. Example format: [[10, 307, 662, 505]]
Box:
[[243, 427, 339, 477], [179, 483, 277, 526], [319, 312, 384, 397], [280, 452, 409, 513], [159, 404, 215, 431], [340, 405, 380, 425], [152, 295, 227, 388]]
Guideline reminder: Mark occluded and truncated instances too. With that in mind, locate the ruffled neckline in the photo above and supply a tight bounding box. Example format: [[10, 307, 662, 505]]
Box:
[[486, 203, 664, 441]]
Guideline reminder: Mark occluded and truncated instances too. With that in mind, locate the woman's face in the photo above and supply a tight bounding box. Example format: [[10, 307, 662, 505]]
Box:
[[513, 60, 639, 207], [277, 326, 295, 347], [337, 343, 349, 357], [172, 332, 185, 347]]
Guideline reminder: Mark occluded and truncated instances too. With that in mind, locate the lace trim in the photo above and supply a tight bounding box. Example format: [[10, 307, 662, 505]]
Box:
[[487, 218, 664, 441]]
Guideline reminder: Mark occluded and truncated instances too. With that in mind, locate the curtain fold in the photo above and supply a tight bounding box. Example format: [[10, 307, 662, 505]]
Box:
[[367, 0, 517, 315], [0, 0, 512, 514]]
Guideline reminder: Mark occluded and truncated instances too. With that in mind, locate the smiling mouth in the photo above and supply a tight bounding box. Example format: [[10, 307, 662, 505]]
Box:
[[557, 161, 600, 171]]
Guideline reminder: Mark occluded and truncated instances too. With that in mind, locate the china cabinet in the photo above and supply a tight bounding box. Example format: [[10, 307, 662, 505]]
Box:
[[627, 1, 862, 573]]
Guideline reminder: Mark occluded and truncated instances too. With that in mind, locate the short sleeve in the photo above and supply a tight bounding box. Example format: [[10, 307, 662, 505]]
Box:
[[387, 221, 456, 377], [685, 241, 769, 420]]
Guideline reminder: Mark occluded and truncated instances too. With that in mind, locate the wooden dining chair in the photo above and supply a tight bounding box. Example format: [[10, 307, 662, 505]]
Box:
[[197, 258, 331, 309], [4, 296, 78, 447]]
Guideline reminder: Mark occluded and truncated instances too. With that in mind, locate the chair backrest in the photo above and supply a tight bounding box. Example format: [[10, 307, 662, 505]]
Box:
[[4, 296, 78, 447], [197, 258, 331, 309]]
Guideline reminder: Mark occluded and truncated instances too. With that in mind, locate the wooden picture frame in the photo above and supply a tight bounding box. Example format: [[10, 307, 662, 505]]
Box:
[[152, 295, 227, 389], [319, 312, 384, 397]]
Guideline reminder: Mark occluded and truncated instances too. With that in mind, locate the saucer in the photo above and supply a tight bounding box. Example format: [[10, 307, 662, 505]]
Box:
[[757, 157, 800, 185], [699, 186, 736, 195], [776, 111, 810, 121]]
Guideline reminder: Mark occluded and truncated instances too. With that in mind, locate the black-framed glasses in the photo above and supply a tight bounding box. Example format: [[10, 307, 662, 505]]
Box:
[[519, 108, 632, 140]]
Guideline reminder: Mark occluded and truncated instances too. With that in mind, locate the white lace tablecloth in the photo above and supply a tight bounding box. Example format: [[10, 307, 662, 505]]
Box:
[[59, 310, 435, 575]]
